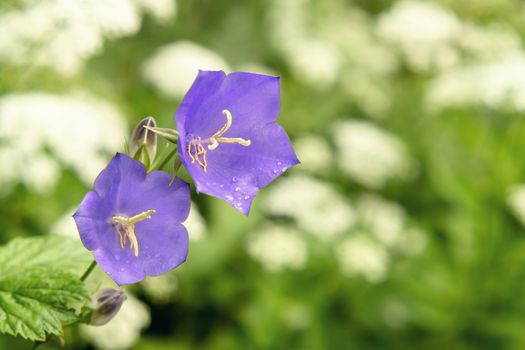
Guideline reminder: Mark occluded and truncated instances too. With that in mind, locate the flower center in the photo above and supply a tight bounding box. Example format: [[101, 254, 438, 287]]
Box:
[[112, 209, 156, 257], [186, 109, 251, 171]]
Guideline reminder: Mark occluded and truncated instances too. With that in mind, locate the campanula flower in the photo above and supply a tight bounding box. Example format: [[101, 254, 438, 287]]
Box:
[[73, 153, 190, 285], [175, 70, 299, 214]]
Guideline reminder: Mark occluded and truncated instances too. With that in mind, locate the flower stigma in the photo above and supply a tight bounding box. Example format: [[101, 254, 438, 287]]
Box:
[[187, 109, 251, 171], [112, 210, 156, 256]]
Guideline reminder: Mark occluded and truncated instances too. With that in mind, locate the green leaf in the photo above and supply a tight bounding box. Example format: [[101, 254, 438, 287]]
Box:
[[0, 236, 91, 341], [0, 235, 91, 277]]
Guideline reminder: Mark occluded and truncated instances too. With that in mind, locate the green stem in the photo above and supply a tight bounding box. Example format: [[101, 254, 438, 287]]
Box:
[[80, 260, 97, 282], [156, 147, 178, 171], [148, 143, 178, 172], [31, 342, 41, 350]]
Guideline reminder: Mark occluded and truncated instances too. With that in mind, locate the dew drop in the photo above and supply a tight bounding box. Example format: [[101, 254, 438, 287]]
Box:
[[281, 167, 287, 172], [232, 177, 238, 183], [277, 161, 282, 166], [273, 169, 279, 174], [234, 187, 240, 192], [219, 184, 224, 189], [244, 195, 250, 200]]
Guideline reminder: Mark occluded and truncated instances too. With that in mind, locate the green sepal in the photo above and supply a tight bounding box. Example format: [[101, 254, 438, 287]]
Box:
[[133, 144, 151, 169], [143, 126, 179, 144]]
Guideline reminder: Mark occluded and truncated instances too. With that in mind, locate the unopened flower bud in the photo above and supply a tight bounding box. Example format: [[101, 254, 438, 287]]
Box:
[[130, 117, 157, 163], [90, 289, 127, 326]]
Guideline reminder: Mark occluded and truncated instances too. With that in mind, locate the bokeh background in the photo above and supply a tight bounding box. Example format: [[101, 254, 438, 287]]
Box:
[[2, 0, 525, 349]]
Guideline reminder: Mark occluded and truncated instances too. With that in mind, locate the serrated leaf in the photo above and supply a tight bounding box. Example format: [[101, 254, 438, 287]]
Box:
[[0, 236, 91, 341], [0, 235, 92, 277]]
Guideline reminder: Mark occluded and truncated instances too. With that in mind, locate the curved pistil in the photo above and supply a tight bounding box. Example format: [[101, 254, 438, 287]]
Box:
[[187, 109, 251, 172], [112, 209, 156, 257]]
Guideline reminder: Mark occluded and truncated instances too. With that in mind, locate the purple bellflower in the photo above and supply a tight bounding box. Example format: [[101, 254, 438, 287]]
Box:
[[175, 71, 299, 215], [73, 153, 190, 285]]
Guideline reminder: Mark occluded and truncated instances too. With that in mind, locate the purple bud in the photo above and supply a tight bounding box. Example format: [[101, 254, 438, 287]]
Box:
[[90, 288, 127, 326], [130, 117, 157, 163]]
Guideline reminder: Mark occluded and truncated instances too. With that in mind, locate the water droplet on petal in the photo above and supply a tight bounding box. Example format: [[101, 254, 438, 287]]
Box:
[[273, 169, 279, 174], [244, 195, 250, 200], [277, 161, 282, 166], [232, 177, 238, 183], [234, 187, 240, 192]]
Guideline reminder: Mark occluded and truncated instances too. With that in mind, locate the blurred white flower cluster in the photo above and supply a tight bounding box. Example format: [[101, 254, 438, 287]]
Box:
[[267, 0, 341, 88], [268, 0, 397, 117], [334, 194, 426, 283], [141, 41, 230, 99], [263, 175, 354, 241], [0, 92, 126, 195], [356, 194, 406, 248], [0, 0, 176, 75], [141, 273, 179, 304], [507, 184, 525, 227], [269, 1, 397, 86], [376, 0, 525, 112], [377, 0, 462, 72], [81, 293, 150, 350], [377, 0, 521, 73], [355, 194, 427, 256], [331, 119, 416, 189], [292, 135, 333, 175], [336, 234, 389, 283], [135, 0, 176, 24], [185, 201, 207, 242], [247, 225, 307, 273], [254, 124, 425, 282], [427, 52, 525, 111]]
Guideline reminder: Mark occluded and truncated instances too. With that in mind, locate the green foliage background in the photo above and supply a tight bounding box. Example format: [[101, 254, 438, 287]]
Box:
[[2, 0, 525, 349]]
